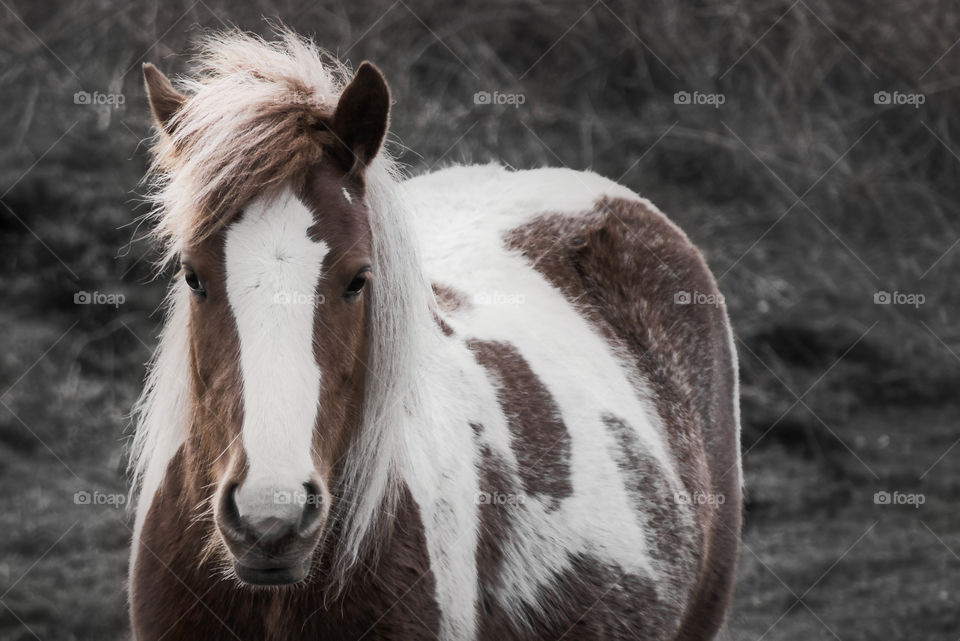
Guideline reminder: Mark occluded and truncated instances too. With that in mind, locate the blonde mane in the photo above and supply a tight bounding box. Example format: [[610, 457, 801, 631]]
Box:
[[132, 28, 434, 590]]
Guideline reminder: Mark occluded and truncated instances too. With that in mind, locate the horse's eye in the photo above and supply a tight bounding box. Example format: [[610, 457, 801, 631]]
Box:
[[343, 270, 369, 299], [183, 268, 206, 297]]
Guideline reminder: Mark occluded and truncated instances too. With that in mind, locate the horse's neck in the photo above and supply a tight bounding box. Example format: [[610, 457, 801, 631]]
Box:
[[327, 167, 460, 580]]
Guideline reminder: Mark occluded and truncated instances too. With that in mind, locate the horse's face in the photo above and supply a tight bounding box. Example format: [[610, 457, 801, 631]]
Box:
[[183, 164, 373, 585], [146, 62, 390, 586]]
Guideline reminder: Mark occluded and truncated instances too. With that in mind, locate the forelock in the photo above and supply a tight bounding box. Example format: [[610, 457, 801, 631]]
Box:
[[145, 28, 352, 264]]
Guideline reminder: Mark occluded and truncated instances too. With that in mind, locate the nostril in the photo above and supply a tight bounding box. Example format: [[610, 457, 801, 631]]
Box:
[[218, 483, 244, 536], [299, 481, 326, 535]]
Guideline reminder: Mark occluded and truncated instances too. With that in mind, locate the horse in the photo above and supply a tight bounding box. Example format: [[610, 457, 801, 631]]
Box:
[[129, 28, 742, 641]]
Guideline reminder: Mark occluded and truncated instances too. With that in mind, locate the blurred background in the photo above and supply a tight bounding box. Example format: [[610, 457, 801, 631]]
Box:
[[1, 1, 958, 639]]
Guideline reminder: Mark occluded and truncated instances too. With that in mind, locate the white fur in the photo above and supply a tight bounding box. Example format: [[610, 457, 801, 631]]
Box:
[[224, 188, 329, 518], [400, 165, 697, 628]]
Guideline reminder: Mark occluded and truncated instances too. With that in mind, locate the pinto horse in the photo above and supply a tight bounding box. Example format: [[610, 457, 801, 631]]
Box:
[[130, 29, 742, 641]]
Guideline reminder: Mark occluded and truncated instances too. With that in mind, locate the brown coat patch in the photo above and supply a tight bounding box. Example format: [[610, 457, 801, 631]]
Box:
[[602, 412, 698, 626], [466, 339, 572, 510], [555, 554, 672, 641], [470, 422, 525, 638], [179, 224, 247, 495], [472, 550, 669, 641], [432, 310, 454, 336], [431, 283, 469, 336], [504, 196, 742, 640], [301, 160, 374, 473], [432, 282, 470, 313]]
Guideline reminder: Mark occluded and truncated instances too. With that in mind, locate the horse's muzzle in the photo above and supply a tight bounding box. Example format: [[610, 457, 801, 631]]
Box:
[[215, 481, 328, 586]]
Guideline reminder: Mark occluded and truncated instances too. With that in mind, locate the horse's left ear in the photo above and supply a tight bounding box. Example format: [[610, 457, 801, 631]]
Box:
[[143, 63, 186, 134], [329, 62, 390, 173]]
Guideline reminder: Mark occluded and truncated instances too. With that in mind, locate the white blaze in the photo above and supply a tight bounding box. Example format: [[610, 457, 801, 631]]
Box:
[[224, 187, 328, 518]]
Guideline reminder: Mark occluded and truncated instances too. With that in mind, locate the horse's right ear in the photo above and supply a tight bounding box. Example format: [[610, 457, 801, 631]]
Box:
[[143, 63, 185, 133], [328, 62, 390, 174]]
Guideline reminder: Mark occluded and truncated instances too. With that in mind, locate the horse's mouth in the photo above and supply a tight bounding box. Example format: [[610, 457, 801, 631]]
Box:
[[233, 558, 310, 586]]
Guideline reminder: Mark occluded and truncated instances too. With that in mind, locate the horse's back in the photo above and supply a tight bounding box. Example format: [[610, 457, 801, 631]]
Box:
[[405, 165, 741, 640]]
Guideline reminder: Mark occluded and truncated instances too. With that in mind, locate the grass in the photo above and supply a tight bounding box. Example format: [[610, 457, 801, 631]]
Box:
[[1, 0, 959, 638]]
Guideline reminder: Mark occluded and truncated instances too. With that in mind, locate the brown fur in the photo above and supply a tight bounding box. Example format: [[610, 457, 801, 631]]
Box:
[[504, 197, 742, 640], [601, 412, 698, 636], [430, 283, 469, 336], [142, 63, 186, 131], [302, 160, 374, 478], [470, 422, 523, 637], [178, 219, 247, 511], [432, 282, 470, 313], [432, 311, 454, 336], [467, 339, 573, 510]]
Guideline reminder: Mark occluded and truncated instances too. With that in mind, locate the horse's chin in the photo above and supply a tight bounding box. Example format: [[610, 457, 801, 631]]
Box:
[[233, 557, 311, 587]]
